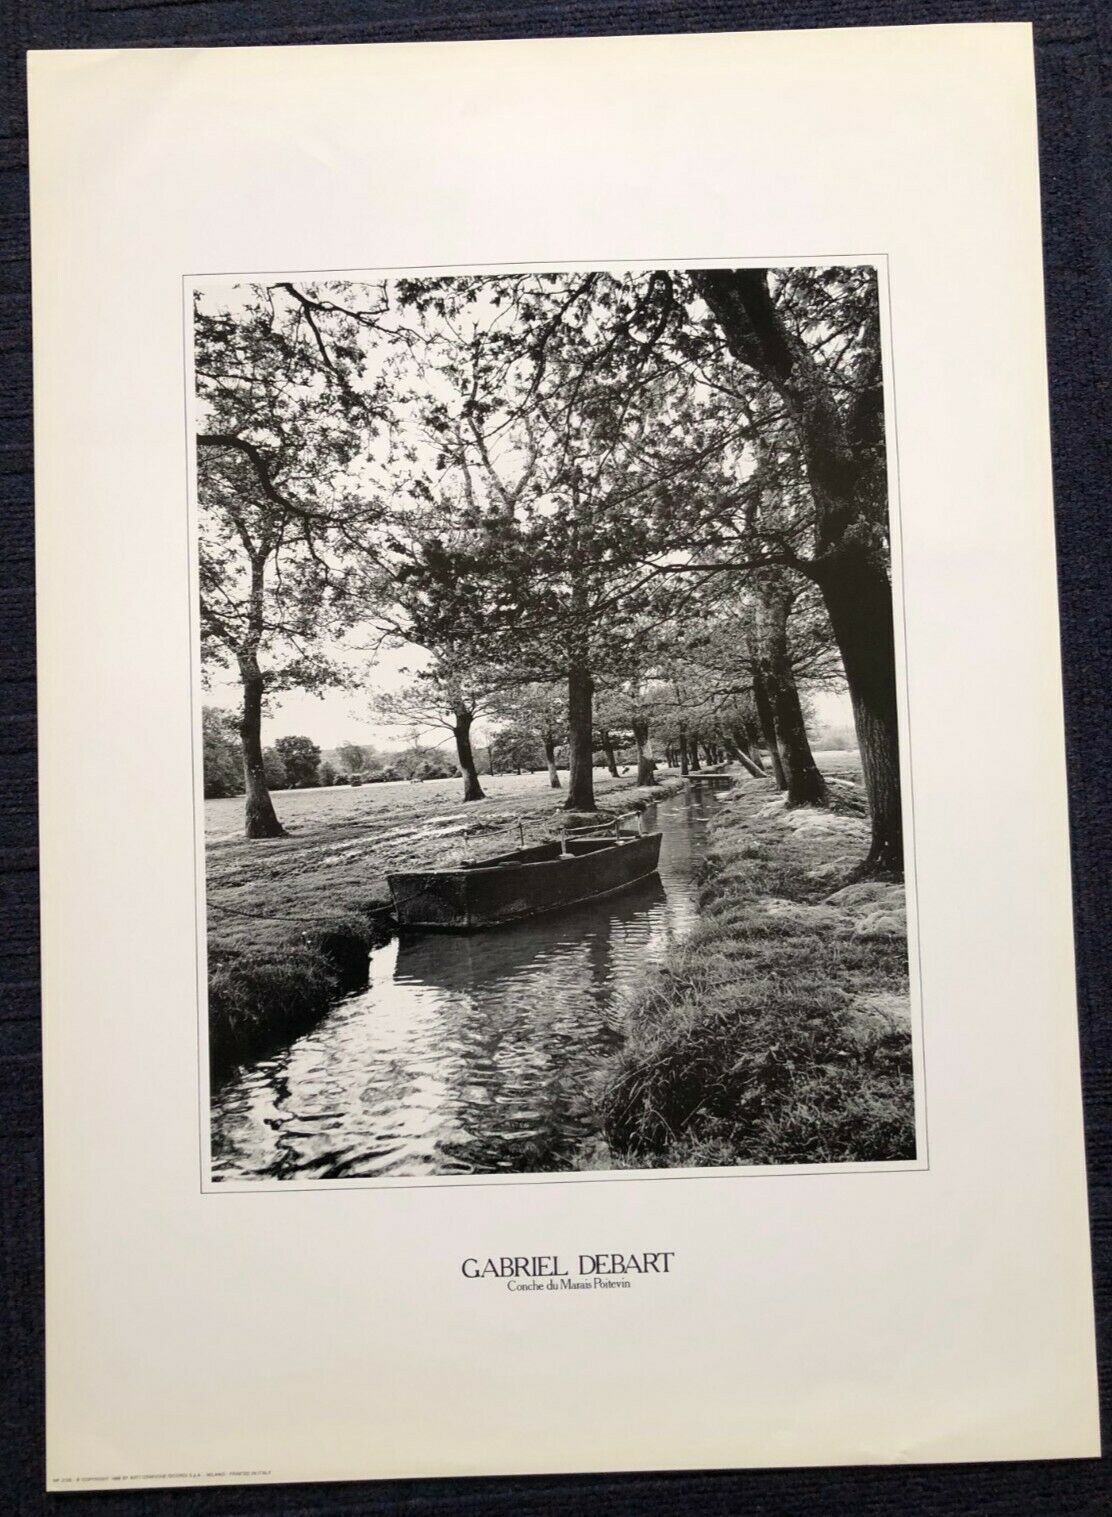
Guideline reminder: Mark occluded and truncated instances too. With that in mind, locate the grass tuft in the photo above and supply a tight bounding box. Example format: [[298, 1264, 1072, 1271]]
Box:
[[208, 946, 334, 1084], [208, 910, 382, 1084], [597, 771, 914, 1167]]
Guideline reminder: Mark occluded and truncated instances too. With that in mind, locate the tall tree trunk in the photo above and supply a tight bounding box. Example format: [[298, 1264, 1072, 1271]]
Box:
[[238, 653, 285, 838], [731, 725, 765, 772], [678, 725, 690, 777], [452, 708, 485, 802], [762, 663, 827, 805], [814, 554, 903, 871], [723, 733, 765, 779], [599, 731, 620, 777], [691, 268, 901, 871], [688, 732, 702, 772], [758, 583, 828, 807], [736, 749, 766, 779], [751, 669, 787, 791], [632, 718, 657, 786], [543, 733, 561, 789], [565, 661, 596, 811]]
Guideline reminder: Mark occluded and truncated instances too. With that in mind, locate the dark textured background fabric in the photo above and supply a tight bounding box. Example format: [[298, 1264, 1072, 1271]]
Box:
[[1, 3, 1108, 1512]]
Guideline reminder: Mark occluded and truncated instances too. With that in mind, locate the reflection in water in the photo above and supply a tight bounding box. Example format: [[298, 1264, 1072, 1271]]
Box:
[[211, 784, 727, 1180]]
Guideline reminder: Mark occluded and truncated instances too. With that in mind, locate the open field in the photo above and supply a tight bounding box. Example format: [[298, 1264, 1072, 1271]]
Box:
[[205, 765, 685, 956], [597, 754, 915, 1168], [204, 767, 654, 843]]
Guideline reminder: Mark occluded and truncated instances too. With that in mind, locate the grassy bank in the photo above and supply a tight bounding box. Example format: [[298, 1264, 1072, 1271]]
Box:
[[207, 767, 685, 1084], [207, 913, 383, 1080], [599, 769, 915, 1167]]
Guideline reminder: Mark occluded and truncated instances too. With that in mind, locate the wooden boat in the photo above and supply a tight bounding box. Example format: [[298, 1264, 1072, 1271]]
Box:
[[387, 822, 663, 931]]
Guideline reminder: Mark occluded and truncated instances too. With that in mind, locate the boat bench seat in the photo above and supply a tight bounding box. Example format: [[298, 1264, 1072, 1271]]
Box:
[[462, 841, 562, 869]]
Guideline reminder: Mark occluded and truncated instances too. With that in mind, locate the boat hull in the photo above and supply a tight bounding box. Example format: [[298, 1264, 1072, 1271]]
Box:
[[388, 832, 663, 931]]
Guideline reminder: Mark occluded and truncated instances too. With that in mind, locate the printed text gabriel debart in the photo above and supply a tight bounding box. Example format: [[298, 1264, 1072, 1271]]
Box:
[[462, 1252, 675, 1280]]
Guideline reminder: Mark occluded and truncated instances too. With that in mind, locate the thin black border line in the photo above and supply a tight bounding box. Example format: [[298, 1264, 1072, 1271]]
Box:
[[182, 252, 928, 1195], [883, 257, 931, 1170], [182, 277, 208, 1193], [206, 1163, 929, 1196], [183, 253, 891, 279]]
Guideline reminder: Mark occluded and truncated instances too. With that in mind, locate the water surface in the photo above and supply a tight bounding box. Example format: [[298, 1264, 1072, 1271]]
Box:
[[210, 782, 728, 1180]]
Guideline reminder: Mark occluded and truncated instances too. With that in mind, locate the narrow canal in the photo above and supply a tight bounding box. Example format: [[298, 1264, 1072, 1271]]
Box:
[[210, 780, 731, 1181]]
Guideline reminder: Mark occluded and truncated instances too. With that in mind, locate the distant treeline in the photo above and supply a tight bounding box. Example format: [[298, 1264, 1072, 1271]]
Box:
[[203, 710, 465, 798], [202, 710, 610, 798], [203, 706, 811, 800]]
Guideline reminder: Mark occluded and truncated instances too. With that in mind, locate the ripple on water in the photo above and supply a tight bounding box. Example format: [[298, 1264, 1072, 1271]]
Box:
[[210, 784, 727, 1181]]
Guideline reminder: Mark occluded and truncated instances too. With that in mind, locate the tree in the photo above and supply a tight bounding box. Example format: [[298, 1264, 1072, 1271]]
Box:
[[751, 577, 827, 805], [488, 682, 566, 788], [684, 570, 828, 806], [194, 282, 386, 838], [594, 722, 623, 778], [262, 746, 288, 790], [379, 272, 725, 813], [437, 265, 896, 865], [202, 707, 243, 798], [610, 680, 668, 787], [657, 573, 836, 801], [490, 723, 545, 775], [688, 267, 900, 871], [374, 662, 495, 801], [192, 268, 896, 868], [335, 741, 376, 776], [274, 735, 321, 789], [593, 635, 675, 789], [389, 746, 457, 781]]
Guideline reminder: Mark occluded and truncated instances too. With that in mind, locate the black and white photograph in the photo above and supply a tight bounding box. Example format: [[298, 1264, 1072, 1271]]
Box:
[[29, 23, 1101, 1495], [192, 264, 919, 1184]]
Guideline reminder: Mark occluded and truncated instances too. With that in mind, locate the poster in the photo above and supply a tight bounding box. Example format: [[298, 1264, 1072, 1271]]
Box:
[[30, 24, 1098, 1490]]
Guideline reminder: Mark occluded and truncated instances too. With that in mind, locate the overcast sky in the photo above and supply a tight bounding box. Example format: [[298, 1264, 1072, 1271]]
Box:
[[204, 649, 855, 754]]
